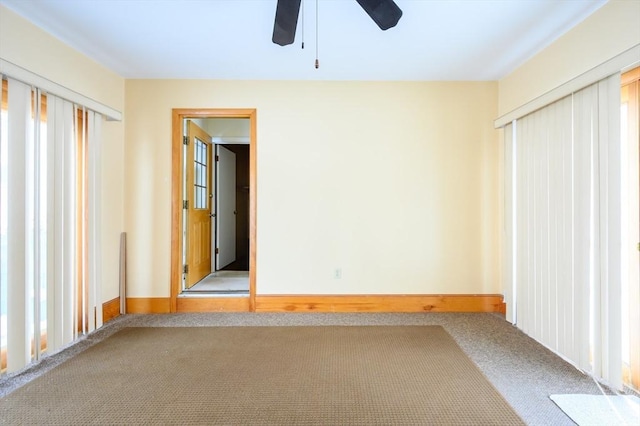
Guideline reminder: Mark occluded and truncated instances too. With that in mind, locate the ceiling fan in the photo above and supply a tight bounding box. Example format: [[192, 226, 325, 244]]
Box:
[[272, 0, 403, 46]]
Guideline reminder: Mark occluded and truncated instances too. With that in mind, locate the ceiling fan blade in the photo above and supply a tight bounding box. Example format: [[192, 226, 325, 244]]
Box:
[[272, 0, 302, 46], [355, 0, 402, 30]]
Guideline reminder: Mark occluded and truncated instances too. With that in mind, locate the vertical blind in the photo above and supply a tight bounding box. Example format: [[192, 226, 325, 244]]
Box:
[[6, 78, 32, 371], [1, 77, 103, 373], [503, 74, 623, 389]]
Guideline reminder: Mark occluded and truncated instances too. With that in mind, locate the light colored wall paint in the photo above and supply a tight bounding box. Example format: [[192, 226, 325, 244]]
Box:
[[192, 118, 250, 143], [498, 0, 640, 116], [204, 118, 250, 138], [125, 80, 499, 297], [0, 6, 124, 111], [1, 5, 125, 302]]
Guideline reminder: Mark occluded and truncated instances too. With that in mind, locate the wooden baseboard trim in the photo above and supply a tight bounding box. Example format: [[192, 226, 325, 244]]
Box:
[[255, 294, 506, 313], [122, 295, 506, 314], [176, 297, 250, 312], [126, 297, 171, 314], [102, 297, 121, 323]]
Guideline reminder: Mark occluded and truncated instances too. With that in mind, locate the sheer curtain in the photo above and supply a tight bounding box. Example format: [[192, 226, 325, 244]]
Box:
[[1, 77, 103, 373], [504, 74, 622, 389]]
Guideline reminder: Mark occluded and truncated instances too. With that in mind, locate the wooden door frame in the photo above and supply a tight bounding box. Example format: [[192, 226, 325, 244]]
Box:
[[171, 109, 256, 312]]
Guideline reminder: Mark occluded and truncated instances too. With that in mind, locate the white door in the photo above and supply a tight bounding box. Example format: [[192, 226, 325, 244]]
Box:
[[216, 145, 237, 270]]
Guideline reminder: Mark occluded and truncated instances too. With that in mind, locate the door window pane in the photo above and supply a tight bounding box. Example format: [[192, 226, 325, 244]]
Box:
[[193, 139, 207, 209]]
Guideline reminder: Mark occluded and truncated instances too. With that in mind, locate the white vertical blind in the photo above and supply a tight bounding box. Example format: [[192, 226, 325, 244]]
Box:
[[71, 105, 79, 341], [557, 96, 575, 362], [1, 78, 105, 372], [506, 73, 623, 389], [596, 75, 622, 388], [45, 95, 78, 353], [6, 78, 32, 372], [87, 110, 103, 331], [31, 88, 40, 362], [503, 123, 515, 324], [515, 114, 530, 336], [45, 93, 58, 352], [570, 84, 594, 373]]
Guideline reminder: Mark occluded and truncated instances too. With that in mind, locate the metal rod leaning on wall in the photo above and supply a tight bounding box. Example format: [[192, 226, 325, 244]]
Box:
[[119, 232, 126, 314]]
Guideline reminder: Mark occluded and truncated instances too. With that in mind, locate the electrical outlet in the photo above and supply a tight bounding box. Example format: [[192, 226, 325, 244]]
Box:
[[334, 268, 342, 279]]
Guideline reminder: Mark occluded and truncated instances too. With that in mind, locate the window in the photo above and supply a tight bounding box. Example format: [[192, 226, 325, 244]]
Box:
[[504, 73, 624, 389], [193, 138, 208, 209], [0, 77, 103, 374]]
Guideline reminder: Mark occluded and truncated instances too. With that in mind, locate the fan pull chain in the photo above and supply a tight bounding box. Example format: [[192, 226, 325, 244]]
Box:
[[301, 0, 305, 49], [315, 0, 319, 68]]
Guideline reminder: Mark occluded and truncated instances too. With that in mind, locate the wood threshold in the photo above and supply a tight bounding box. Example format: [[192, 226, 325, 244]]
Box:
[[176, 297, 250, 312]]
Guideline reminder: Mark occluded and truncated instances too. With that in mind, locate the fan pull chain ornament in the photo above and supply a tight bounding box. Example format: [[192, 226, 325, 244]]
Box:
[[315, 0, 319, 68], [301, 0, 305, 49]]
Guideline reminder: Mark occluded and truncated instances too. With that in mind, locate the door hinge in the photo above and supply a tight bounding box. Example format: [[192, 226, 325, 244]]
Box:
[[215, 155, 219, 162], [183, 136, 189, 145], [183, 264, 189, 274], [183, 200, 188, 209], [215, 248, 219, 254]]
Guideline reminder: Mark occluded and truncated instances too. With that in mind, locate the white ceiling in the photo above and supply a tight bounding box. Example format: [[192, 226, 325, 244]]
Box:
[[1, 0, 607, 81]]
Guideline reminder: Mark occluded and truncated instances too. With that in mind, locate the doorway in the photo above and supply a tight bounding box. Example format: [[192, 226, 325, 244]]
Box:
[[170, 109, 256, 312], [184, 119, 250, 294]]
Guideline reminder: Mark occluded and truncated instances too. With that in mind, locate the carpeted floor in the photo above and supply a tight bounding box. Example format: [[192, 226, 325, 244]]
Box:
[[0, 326, 525, 425], [1, 312, 637, 425]]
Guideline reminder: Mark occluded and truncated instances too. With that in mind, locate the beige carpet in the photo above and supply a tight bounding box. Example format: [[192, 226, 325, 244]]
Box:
[[0, 326, 525, 425]]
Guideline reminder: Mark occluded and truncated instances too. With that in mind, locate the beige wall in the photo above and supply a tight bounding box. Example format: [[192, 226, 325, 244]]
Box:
[[496, 0, 640, 295], [0, 5, 125, 302], [499, 0, 640, 116], [203, 118, 250, 139], [7, 0, 634, 302], [125, 80, 499, 297]]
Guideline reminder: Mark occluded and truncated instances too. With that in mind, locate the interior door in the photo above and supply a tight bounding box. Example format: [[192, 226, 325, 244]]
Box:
[[216, 145, 236, 270], [185, 121, 213, 288]]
